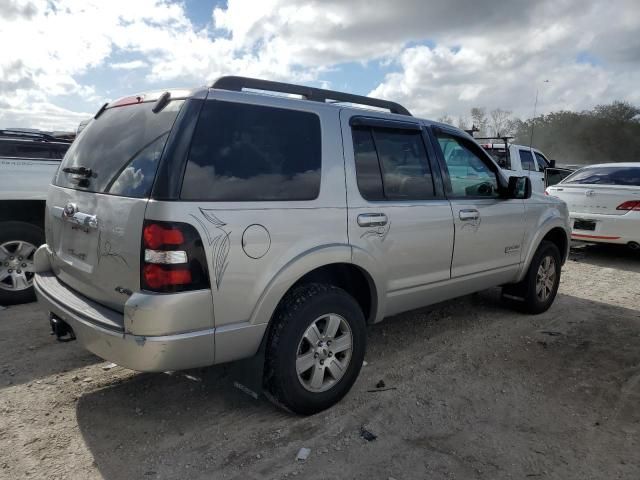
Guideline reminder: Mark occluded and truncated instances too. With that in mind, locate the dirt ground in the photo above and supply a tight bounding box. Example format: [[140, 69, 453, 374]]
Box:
[[1, 244, 639, 480]]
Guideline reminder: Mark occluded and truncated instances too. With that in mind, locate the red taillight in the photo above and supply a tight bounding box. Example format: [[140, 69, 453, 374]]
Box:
[[616, 200, 640, 211], [143, 223, 185, 249], [143, 264, 192, 289], [141, 221, 209, 292]]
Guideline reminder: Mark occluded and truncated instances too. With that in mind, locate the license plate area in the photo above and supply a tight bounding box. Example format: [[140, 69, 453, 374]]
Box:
[[573, 219, 596, 231], [57, 221, 99, 272]]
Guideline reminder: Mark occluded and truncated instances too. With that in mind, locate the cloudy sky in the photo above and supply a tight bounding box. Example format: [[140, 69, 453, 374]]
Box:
[[1, 0, 639, 131]]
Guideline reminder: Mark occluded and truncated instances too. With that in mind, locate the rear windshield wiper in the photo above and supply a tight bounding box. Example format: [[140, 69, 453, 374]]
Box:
[[62, 166, 93, 177]]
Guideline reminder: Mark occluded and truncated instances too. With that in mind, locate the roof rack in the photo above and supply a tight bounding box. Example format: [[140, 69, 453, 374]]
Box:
[[211, 76, 412, 116], [474, 136, 514, 143], [0, 129, 72, 143]]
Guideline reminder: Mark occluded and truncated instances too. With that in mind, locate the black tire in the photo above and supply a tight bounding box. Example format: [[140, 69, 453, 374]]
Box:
[[503, 240, 561, 314], [263, 283, 367, 415], [0, 221, 44, 305]]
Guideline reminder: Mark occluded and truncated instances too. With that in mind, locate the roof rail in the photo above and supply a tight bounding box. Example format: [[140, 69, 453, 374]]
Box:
[[0, 129, 72, 143], [211, 76, 412, 116]]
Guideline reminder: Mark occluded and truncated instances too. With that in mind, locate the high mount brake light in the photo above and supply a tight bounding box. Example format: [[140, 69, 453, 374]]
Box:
[[616, 200, 640, 211], [141, 221, 210, 292], [110, 96, 144, 108]]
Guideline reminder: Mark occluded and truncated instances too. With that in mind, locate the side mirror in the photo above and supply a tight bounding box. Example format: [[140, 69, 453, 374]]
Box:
[[507, 176, 532, 199], [549, 159, 557, 168]]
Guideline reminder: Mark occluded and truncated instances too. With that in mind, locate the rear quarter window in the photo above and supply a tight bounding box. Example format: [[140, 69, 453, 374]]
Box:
[[181, 101, 321, 201]]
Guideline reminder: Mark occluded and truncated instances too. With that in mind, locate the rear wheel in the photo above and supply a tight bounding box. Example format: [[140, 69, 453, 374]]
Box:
[[263, 283, 366, 415], [0, 221, 43, 305], [503, 240, 561, 314]]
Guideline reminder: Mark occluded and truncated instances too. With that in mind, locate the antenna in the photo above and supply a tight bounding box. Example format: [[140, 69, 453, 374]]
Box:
[[529, 79, 549, 149]]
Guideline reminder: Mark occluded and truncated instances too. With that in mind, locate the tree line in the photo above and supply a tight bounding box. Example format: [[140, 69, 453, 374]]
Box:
[[437, 101, 640, 165]]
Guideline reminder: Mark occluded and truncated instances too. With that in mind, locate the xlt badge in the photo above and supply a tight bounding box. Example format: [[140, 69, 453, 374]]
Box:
[[504, 245, 521, 254]]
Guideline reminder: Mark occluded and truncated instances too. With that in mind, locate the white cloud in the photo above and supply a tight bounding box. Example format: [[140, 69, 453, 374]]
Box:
[[111, 60, 148, 70], [0, 0, 638, 130]]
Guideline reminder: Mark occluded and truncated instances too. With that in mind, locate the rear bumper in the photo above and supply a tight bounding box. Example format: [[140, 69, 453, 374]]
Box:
[[570, 211, 639, 245], [33, 244, 267, 372], [35, 271, 216, 372]]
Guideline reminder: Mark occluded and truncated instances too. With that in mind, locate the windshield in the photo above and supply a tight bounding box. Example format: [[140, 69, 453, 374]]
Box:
[[562, 166, 640, 186], [54, 100, 184, 197]]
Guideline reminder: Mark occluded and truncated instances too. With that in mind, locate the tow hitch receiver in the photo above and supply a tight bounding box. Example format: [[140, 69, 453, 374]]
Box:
[[50, 314, 76, 342]]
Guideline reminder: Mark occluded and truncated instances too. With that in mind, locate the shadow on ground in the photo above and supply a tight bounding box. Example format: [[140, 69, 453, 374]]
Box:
[[0, 303, 100, 388], [76, 291, 640, 480]]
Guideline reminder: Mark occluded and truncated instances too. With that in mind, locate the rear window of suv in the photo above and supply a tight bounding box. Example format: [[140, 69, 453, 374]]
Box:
[[54, 99, 184, 197], [181, 101, 321, 201]]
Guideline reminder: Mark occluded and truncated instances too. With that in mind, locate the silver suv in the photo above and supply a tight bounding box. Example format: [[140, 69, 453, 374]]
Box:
[[34, 77, 570, 414]]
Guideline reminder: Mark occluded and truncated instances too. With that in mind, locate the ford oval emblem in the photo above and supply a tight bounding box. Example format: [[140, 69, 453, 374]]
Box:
[[63, 202, 77, 217]]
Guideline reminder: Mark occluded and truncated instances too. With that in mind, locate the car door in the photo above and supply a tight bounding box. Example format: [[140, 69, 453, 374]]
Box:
[[519, 148, 545, 193], [341, 113, 454, 317], [431, 128, 525, 279]]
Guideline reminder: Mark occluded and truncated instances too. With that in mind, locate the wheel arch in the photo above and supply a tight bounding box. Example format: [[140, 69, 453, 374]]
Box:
[[249, 246, 380, 329], [517, 218, 570, 282]]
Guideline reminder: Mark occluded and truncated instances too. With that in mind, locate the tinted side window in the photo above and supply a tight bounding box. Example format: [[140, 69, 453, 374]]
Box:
[[519, 149, 536, 171], [436, 134, 499, 198], [181, 101, 321, 201], [373, 129, 435, 199], [351, 126, 435, 201], [352, 128, 384, 200], [14, 144, 53, 159], [0, 142, 15, 157]]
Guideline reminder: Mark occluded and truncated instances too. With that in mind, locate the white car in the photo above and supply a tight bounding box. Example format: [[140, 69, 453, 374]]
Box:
[[480, 139, 554, 194], [545, 163, 640, 249]]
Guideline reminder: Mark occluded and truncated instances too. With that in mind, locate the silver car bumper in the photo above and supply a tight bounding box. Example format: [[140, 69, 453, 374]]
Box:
[[33, 245, 267, 372], [35, 271, 216, 372]]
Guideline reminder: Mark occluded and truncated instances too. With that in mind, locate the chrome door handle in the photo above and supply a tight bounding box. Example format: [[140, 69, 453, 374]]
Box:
[[357, 213, 388, 227], [459, 209, 479, 221]]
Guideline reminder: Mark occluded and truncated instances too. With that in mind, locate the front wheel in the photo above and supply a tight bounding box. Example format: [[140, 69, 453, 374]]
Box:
[[263, 283, 366, 415], [504, 240, 561, 314]]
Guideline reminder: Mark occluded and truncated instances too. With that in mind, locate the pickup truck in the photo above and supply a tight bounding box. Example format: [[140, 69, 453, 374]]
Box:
[[478, 137, 555, 194], [0, 130, 72, 304]]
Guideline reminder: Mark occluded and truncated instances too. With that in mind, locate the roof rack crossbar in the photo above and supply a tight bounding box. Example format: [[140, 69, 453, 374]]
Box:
[[473, 136, 515, 141], [211, 76, 412, 116]]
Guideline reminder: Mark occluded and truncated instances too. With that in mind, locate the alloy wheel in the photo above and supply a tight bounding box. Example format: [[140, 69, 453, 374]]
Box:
[[535, 255, 556, 302], [296, 313, 353, 393], [0, 241, 37, 292]]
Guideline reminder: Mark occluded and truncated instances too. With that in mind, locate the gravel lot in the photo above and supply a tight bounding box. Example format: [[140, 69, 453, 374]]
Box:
[[1, 244, 639, 480]]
